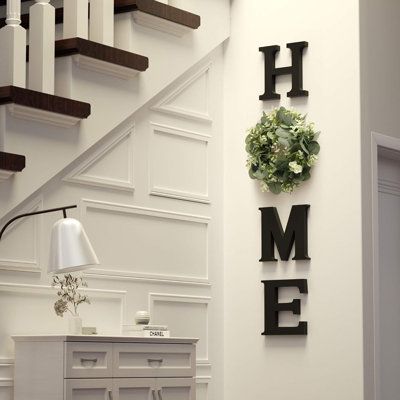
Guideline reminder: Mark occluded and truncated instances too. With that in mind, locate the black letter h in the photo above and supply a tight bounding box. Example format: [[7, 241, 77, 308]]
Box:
[[259, 41, 308, 100]]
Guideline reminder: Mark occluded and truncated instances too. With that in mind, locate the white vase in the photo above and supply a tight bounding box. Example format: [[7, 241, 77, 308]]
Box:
[[68, 315, 82, 335], [135, 310, 150, 325]]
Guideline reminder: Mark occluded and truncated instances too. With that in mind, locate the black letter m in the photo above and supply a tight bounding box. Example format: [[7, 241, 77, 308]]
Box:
[[259, 205, 310, 261]]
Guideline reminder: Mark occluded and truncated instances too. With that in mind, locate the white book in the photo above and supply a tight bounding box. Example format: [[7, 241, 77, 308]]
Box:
[[143, 330, 170, 338], [125, 330, 171, 338], [123, 324, 168, 332]]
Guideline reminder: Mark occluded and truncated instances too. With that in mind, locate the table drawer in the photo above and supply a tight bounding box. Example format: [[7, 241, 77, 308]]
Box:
[[113, 343, 196, 378], [65, 342, 113, 378]]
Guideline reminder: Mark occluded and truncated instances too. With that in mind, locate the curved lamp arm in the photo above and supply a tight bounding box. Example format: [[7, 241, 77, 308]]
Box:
[[0, 205, 77, 240]]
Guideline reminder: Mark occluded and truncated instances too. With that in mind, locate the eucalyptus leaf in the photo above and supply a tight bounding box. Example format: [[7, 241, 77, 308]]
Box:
[[309, 141, 320, 155], [300, 138, 309, 155], [278, 137, 290, 147], [282, 170, 289, 181], [290, 143, 301, 152], [276, 127, 291, 138], [277, 107, 294, 126], [276, 159, 288, 171], [261, 114, 267, 124], [253, 169, 267, 180], [248, 168, 256, 179], [268, 182, 282, 194], [267, 131, 275, 140]]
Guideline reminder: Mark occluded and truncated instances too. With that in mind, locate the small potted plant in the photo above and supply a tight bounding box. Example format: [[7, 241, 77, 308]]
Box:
[[52, 274, 90, 334]]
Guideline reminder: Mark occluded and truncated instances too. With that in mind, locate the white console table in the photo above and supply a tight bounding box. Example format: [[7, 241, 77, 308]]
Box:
[[13, 335, 198, 400]]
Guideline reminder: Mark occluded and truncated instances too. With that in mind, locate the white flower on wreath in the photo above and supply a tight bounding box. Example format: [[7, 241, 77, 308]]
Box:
[[307, 154, 319, 167], [289, 161, 303, 174]]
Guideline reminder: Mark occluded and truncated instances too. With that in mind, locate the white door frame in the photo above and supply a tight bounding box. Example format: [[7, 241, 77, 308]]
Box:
[[370, 132, 400, 400]]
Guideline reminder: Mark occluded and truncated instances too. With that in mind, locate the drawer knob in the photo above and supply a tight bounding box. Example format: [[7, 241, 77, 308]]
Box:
[[80, 358, 98, 367], [147, 358, 163, 367]]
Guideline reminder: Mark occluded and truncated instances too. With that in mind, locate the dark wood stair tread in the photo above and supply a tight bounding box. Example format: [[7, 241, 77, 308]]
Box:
[[120, 0, 200, 29], [0, 86, 91, 120], [0, 0, 200, 30], [54, 37, 149, 72], [0, 151, 26, 172], [0, 0, 31, 4]]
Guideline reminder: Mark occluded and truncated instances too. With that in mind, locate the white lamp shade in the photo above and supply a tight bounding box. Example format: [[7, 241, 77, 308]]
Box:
[[48, 218, 99, 274]]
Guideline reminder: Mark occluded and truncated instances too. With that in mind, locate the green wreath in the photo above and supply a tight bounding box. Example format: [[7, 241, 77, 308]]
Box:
[[245, 107, 320, 194]]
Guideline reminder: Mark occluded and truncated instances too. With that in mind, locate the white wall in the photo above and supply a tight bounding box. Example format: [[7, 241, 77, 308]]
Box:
[[0, 48, 225, 400], [223, 1, 364, 399]]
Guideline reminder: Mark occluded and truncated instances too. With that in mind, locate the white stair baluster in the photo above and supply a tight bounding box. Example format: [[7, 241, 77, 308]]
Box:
[[63, 0, 89, 39], [29, 0, 55, 94], [0, 107, 6, 151], [89, 0, 114, 46], [0, 0, 26, 87]]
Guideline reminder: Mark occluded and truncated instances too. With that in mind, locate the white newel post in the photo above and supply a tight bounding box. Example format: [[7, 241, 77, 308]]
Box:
[[63, 0, 88, 39], [89, 0, 114, 46], [29, 0, 55, 94], [0, 0, 26, 87]]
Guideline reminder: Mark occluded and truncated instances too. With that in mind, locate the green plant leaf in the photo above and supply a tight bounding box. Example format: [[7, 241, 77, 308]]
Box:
[[282, 170, 289, 181], [309, 141, 320, 154], [290, 143, 301, 152], [276, 127, 291, 138], [268, 182, 282, 194], [277, 107, 294, 126], [275, 159, 288, 172], [313, 132, 320, 140], [248, 167, 257, 179], [267, 131, 275, 140], [278, 137, 290, 147], [300, 138, 309, 154], [253, 169, 267, 180], [261, 114, 267, 124]]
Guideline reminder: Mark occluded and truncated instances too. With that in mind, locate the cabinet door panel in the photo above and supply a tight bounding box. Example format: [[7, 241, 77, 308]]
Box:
[[65, 379, 112, 400], [157, 378, 195, 400], [113, 378, 156, 400]]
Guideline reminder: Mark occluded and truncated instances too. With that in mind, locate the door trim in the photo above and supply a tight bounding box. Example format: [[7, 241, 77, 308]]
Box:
[[370, 132, 400, 400]]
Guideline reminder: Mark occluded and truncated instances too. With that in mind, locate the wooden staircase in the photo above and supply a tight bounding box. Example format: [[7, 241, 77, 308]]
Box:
[[0, 0, 201, 31], [0, 0, 200, 181]]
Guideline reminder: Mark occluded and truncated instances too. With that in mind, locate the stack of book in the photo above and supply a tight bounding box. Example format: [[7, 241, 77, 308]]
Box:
[[122, 324, 170, 338]]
